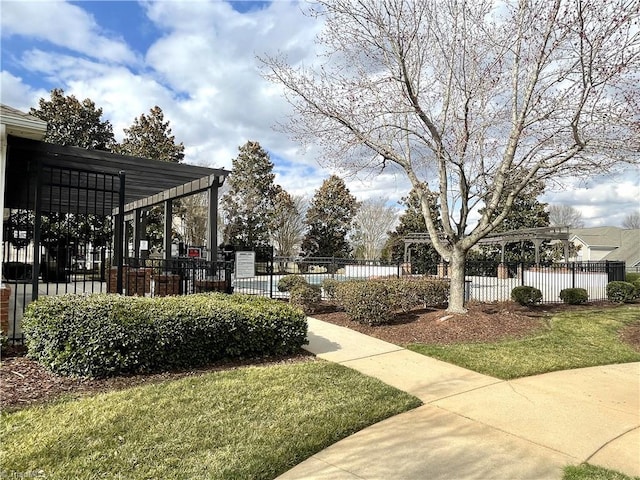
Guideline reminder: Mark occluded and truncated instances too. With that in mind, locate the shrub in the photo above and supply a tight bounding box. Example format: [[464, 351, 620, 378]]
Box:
[[625, 272, 640, 284], [22, 293, 307, 378], [606, 281, 636, 303], [289, 284, 322, 314], [335, 280, 392, 325], [277, 275, 308, 292], [511, 286, 543, 306], [321, 278, 341, 300], [559, 288, 589, 305], [633, 279, 640, 299]]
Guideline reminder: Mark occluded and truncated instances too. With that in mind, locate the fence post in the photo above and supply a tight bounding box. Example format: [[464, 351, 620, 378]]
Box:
[[520, 262, 525, 286], [571, 262, 576, 289], [269, 246, 274, 299]]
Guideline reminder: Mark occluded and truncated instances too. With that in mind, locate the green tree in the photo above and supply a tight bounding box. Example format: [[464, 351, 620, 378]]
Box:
[[28, 89, 115, 276], [302, 175, 358, 258], [116, 106, 186, 249], [30, 88, 115, 150], [383, 187, 440, 273], [115, 106, 184, 163], [476, 187, 552, 264], [222, 141, 279, 250]]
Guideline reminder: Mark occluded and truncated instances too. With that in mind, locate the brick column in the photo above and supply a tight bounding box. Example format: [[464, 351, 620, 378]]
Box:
[[437, 262, 448, 278], [497, 263, 510, 280], [1, 285, 11, 336]]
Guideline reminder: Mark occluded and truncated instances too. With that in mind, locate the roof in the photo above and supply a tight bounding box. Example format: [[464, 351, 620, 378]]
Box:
[[602, 229, 640, 266], [0, 104, 47, 140], [569, 226, 625, 248], [5, 135, 229, 215], [570, 226, 640, 267]]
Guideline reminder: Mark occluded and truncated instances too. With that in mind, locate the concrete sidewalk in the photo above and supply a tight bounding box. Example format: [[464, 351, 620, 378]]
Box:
[[277, 317, 640, 480]]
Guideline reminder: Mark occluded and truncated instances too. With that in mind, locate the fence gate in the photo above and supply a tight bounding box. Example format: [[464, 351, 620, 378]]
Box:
[[2, 163, 121, 343]]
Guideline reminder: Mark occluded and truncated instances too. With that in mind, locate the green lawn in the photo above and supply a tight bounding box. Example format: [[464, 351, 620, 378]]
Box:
[[1, 360, 421, 480], [564, 464, 640, 480], [408, 305, 640, 379]]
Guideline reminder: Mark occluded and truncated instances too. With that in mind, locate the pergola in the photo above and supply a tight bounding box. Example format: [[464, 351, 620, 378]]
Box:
[[2, 134, 229, 295], [403, 226, 572, 265]]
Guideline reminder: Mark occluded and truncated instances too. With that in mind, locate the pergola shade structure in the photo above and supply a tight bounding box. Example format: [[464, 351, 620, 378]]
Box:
[[5, 135, 228, 215], [403, 226, 572, 266], [3, 134, 229, 299]]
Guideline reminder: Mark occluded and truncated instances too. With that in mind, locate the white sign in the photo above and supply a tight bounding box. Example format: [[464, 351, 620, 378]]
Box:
[[235, 251, 256, 279]]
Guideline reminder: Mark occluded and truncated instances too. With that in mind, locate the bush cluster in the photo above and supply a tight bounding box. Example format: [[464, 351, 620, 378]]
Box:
[[277, 275, 308, 293], [511, 286, 543, 306], [606, 281, 636, 303], [22, 293, 307, 378], [334, 277, 449, 325], [559, 288, 589, 305], [321, 278, 341, 300], [335, 280, 392, 325], [289, 283, 322, 314]]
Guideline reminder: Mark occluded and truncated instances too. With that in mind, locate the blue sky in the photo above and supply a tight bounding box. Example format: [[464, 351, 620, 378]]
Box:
[[1, 0, 638, 227]]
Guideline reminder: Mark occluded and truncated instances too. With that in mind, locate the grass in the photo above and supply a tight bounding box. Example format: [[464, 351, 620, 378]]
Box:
[[0, 360, 421, 480], [408, 305, 640, 379], [564, 464, 640, 480]]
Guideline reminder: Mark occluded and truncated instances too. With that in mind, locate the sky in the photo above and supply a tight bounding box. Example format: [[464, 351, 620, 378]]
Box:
[[1, 0, 639, 228]]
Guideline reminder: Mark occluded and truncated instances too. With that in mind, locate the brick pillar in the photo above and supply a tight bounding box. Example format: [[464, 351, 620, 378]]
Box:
[[1, 285, 11, 336], [154, 273, 181, 296], [497, 263, 510, 280], [437, 262, 448, 278]]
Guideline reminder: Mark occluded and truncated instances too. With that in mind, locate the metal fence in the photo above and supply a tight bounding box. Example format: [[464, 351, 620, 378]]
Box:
[[1, 248, 626, 344], [232, 256, 626, 305]]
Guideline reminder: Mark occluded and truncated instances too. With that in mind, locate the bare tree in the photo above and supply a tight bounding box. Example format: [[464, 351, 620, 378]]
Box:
[[548, 205, 585, 228], [178, 192, 208, 246], [352, 198, 398, 260], [271, 190, 307, 257], [262, 0, 640, 313], [622, 211, 640, 229]]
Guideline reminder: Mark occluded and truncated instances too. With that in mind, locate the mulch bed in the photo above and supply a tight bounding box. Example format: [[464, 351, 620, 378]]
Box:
[[2, 301, 638, 411]]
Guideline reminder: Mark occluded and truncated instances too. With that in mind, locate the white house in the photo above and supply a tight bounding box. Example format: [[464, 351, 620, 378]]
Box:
[[570, 226, 640, 270]]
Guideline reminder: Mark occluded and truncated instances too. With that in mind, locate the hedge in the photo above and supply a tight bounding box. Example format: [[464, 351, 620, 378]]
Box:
[[511, 286, 543, 306], [559, 288, 589, 305], [606, 281, 636, 303], [334, 277, 449, 325], [22, 293, 307, 378], [277, 275, 308, 292]]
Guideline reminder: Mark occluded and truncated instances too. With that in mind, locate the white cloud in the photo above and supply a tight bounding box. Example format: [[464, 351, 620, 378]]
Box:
[[0, 71, 48, 111], [1, 0, 637, 230], [0, 1, 137, 64]]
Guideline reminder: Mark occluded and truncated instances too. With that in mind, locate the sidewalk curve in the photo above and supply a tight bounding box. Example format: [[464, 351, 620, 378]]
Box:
[[277, 317, 640, 480]]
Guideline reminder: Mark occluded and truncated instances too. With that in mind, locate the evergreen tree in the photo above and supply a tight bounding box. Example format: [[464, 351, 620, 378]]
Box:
[[28, 89, 115, 260], [115, 106, 184, 163], [116, 106, 186, 248], [477, 181, 551, 264], [30, 88, 115, 150], [301, 175, 358, 258], [383, 186, 440, 274], [222, 141, 278, 250]]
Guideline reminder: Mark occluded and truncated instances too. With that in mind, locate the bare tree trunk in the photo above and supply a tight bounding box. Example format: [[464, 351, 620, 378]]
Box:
[[447, 249, 467, 314]]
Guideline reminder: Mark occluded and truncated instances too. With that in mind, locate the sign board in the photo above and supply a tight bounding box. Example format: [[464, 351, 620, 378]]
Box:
[[235, 251, 255, 279], [187, 247, 202, 258]]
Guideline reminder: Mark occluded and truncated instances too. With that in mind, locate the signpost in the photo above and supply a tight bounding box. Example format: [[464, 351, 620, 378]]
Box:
[[235, 251, 255, 279]]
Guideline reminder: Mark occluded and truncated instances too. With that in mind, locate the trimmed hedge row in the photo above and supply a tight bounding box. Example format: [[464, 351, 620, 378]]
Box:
[[23, 293, 308, 378], [335, 277, 449, 326]]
